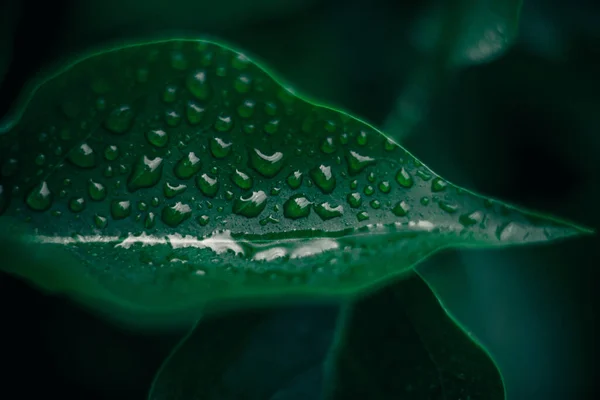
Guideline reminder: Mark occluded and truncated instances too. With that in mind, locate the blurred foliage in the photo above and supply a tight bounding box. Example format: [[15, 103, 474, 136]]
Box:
[[1, 0, 599, 399]]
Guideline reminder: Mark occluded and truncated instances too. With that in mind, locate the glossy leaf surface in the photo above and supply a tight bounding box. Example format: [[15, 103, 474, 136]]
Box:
[[0, 39, 590, 317]]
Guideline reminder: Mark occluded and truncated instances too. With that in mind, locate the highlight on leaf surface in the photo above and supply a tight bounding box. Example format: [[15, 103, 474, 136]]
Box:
[[0, 38, 592, 316]]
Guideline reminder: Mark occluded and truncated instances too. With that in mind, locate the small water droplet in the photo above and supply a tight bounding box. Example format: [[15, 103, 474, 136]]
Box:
[[104, 145, 119, 161], [417, 170, 432, 181], [111, 200, 132, 219], [395, 168, 414, 188], [128, 156, 164, 191], [363, 185, 374, 196], [264, 118, 280, 135], [214, 113, 233, 132], [370, 199, 381, 209], [431, 177, 448, 192], [378, 181, 391, 193], [283, 194, 312, 219], [174, 152, 201, 179], [164, 182, 187, 198], [320, 137, 336, 154], [310, 164, 336, 194], [420, 197, 430, 206], [210, 137, 232, 158], [94, 214, 108, 228], [367, 172, 376, 183], [231, 169, 253, 190], [186, 101, 205, 125], [146, 129, 169, 148], [314, 202, 344, 220], [104, 165, 114, 178], [356, 130, 368, 146], [237, 98, 256, 118], [170, 51, 188, 70], [392, 201, 410, 217], [232, 190, 268, 218], [165, 110, 182, 127], [35, 153, 46, 166], [270, 187, 281, 196], [88, 179, 107, 201], [356, 211, 369, 221], [346, 150, 375, 175], [186, 70, 211, 100], [67, 143, 96, 168], [26, 181, 52, 211], [459, 211, 483, 227], [197, 214, 210, 226], [438, 201, 458, 213], [347, 192, 362, 208], [384, 139, 396, 151], [264, 102, 278, 116], [250, 148, 284, 178], [145, 212, 156, 228], [196, 173, 219, 197], [286, 170, 303, 189], [104, 105, 134, 134], [69, 197, 86, 213], [162, 84, 178, 103], [234, 73, 253, 93], [162, 202, 192, 227], [138, 201, 148, 211]]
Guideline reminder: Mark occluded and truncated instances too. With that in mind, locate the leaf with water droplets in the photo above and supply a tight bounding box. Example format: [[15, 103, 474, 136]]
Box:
[[0, 38, 592, 323]]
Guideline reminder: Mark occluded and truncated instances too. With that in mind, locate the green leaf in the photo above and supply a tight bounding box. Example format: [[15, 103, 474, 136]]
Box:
[[148, 305, 339, 400], [0, 38, 591, 323], [328, 275, 504, 399]]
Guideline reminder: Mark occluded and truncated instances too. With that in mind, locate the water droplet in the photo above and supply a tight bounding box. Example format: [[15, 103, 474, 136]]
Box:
[[250, 148, 284, 178], [378, 181, 391, 193], [88, 179, 107, 201], [395, 167, 414, 188], [370, 199, 381, 209], [432, 177, 448, 192], [128, 156, 164, 191], [349, 180, 358, 190], [162, 202, 192, 227], [165, 110, 182, 127], [214, 113, 233, 132], [232, 190, 268, 218], [162, 84, 178, 103], [164, 182, 187, 198], [104, 145, 119, 161], [286, 170, 303, 189], [367, 172, 376, 183], [357, 130, 368, 146], [26, 181, 52, 211], [196, 173, 219, 197], [231, 169, 253, 190], [225, 190, 234, 200], [264, 118, 280, 135], [339, 132, 349, 145], [174, 152, 201, 179], [310, 164, 336, 194], [243, 123, 256, 134], [237, 98, 256, 118], [417, 170, 432, 181], [320, 137, 336, 154], [234, 73, 253, 93], [138, 201, 148, 211], [392, 201, 410, 217], [210, 137, 232, 158], [69, 197, 86, 213], [314, 202, 343, 220], [357, 211, 369, 221], [145, 212, 156, 228], [384, 139, 396, 151], [104, 165, 114, 178], [151, 197, 160, 207], [197, 214, 210, 226], [146, 129, 169, 148], [347, 192, 362, 208], [104, 105, 134, 134], [95, 97, 107, 111], [111, 200, 131, 219], [35, 153, 46, 166], [186, 101, 205, 125], [363, 185, 374, 196], [283, 194, 312, 219], [68, 143, 96, 168], [186, 70, 211, 100], [438, 201, 458, 213], [94, 214, 108, 228], [420, 197, 430, 206], [346, 150, 375, 175], [459, 211, 483, 227]]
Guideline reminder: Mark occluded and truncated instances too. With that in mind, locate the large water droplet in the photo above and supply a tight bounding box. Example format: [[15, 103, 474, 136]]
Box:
[[162, 202, 192, 227], [395, 167, 414, 188], [186, 101, 205, 125], [146, 129, 169, 148], [283, 194, 312, 219], [174, 152, 201, 179], [26, 181, 52, 211], [111, 200, 131, 219], [128, 156, 164, 191], [196, 173, 219, 197], [164, 182, 187, 198], [310, 165, 336, 194], [186, 70, 211, 100], [314, 202, 343, 220], [232, 190, 268, 218], [88, 179, 107, 201], [347, 192, 362, 208], [346, 150, 375, 175], [286, 170, 303, 189], [250, 148, 284, 178], [68, 143, 96, 168], [231, 169, 253, 190], [392, 201, 410, 216], [104, 105, 134, 134], [210, 137, 232, 158]]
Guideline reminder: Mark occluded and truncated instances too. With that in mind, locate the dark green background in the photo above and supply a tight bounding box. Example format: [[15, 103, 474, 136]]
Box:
[[0, 0, 598, 398]]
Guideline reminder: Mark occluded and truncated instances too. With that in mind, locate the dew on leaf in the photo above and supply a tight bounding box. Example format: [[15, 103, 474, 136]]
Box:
[[286, 170, 303, 189], [196, 173, 219, 197], [94, 214, 108, 228], [165, 110, 182, 127], [111, 200, 132, 219], [128, 156, 164, 191], [363, 185, 374, 196], [310, 164, 336, 194], [25, 181, 52, 211], [432, 177, 448, 192], [347, 192, 362, 208], [417, 170, 432, 181], [392, 201, 410, 217], [346, 150, 375, 175], [237, 99, 256, 118], [395, 167, 414, 188], [69, 197, 86, 213], [357, 211, 369, 221], [174, 152, 201, 179], [145, 212, 156, 228], [197, 214, 210, 226], [104, 145, 119, 161], [234, 73, 253, 93], [214, 113, 233, 132], [232, 190, 268, 218], [378, 181, 391, 193], [186, 70, 211, 100], [283, 194, 312, 219], [68, 143, 96, 168], [231, 169, 253, 190], [162, 85, 177, 103], [357, 130, 368, 146], [314, 202, 344, 220], [164, 182, 187, 198], [459, 211, 484, 227], [250, 148, 284, 178], [146, 129, 169, 148], [162, 202, 192, 227], [370, 199, 381, 209], [210, 137, 232, 158], [439, 201, 458, 213], [321, 137, 336, 154], [420, 197, 430, 206], [88, 179, 107, 201]]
